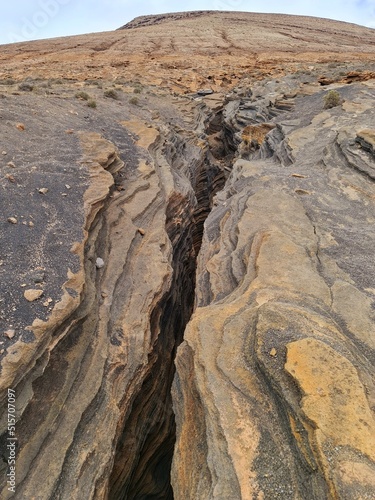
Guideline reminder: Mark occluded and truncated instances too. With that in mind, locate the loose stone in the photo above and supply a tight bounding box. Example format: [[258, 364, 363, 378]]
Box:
[[24, 289, 44, 301], [96, 257, 105, 269]]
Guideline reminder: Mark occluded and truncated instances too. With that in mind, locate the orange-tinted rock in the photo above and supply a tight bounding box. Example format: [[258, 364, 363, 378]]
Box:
[[0, 10, 374, 500]]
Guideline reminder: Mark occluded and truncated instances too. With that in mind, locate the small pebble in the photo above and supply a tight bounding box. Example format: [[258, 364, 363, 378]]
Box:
[[4, 329, 15, 339], [270, 347, 277, 357], [30, 270, 45, 283], [2, 151, 7, 155], [28, 221, 34, 227], [138, 228, 145, 236], [16, 123, 25, 131], [65, 184, 71, 189], [7, 162, 15, 168], [5, 174, 16, 183], [96, 257, 105, 269], [24, 289, 43, 302], [7, 217, 18, 224], [38, 187, 48, 194]]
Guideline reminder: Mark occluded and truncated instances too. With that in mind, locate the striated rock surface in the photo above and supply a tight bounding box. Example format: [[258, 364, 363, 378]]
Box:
[[172, 77, 375, 499], [0, 10, 374, 500]]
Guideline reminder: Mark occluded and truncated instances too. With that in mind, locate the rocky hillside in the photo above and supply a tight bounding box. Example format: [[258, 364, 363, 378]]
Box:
[[1, 10, 375, 92], [0, 11, 375, 500]]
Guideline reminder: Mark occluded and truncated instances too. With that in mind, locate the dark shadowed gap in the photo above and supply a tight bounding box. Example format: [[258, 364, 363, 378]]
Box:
[[108, 106, 236, 499]]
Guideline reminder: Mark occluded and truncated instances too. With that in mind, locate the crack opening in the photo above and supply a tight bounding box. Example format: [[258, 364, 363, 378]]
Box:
[[108, 106, 235, 499]]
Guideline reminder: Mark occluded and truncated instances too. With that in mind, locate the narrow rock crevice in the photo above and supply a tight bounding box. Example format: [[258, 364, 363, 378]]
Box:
[[193, 108, 237, 253], [108, 105, 235, 499]]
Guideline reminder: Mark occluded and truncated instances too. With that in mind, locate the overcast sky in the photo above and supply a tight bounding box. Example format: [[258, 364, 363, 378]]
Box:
[[1, 0, 374, 45]]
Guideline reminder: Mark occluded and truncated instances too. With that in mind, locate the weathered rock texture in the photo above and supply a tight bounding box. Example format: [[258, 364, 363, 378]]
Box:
[[0, 10, 374, 500], [173, 78, 375, 499]]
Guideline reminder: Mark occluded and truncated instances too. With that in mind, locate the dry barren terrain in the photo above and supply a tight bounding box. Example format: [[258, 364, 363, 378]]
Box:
[[0, 11, 375, 500]]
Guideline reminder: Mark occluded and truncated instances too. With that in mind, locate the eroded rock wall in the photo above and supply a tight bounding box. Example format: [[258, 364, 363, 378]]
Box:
[[0, 87, 228, 499], [0, 21, 374, 498], [172, 79, 375, 499]]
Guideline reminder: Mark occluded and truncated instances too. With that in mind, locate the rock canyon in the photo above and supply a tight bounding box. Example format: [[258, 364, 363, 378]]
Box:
[[0, 10, 375, 499]]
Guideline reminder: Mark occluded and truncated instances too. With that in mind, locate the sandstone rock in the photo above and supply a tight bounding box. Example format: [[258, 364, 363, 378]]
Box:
[[0, 10, 374, 500], [24, 289, 44, 302], [285, 338, 375, 461], [356, 129, 375, 155], [172, 76, 375, 498], [4, 329, 15, 339]]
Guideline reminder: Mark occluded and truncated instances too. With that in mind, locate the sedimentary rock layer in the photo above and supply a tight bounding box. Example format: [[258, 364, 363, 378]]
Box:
[[0, 11, 374, 500], [0, 74, 229, 498], [172, 78, 375, 498]]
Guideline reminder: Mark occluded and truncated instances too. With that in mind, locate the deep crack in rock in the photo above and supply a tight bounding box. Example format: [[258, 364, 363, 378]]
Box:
[[1, 18, 375, 497], [107, 105, 234, 499]]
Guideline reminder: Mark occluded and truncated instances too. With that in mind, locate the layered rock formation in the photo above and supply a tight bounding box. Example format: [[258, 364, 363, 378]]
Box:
[[173, 79, 375, 499], [0, 11, 374, 500]]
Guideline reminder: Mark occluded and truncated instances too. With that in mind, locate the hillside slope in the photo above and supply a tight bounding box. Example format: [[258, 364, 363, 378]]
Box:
[[0, 11, 375, 92]]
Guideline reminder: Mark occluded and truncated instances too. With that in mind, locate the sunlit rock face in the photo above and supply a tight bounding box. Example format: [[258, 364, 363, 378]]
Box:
[[0, 10, 374, 500], [172, 78, 375, 499]]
